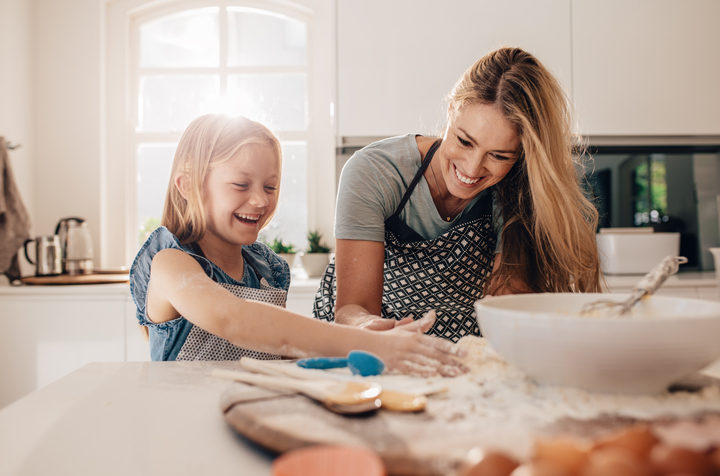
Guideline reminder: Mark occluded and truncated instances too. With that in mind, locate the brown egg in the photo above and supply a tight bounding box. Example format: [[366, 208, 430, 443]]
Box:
[[510, 461, 572, 476], [709, 447, 720, 469], [582, 447, 653, 476], [532, 437, 590, 474], [649, 444, 713, 476], [462, 450, 520, 476], [592, 424, 659, 459]]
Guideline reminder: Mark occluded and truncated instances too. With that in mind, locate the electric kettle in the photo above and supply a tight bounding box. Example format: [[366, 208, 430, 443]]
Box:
[[55, 217, 94, 275]]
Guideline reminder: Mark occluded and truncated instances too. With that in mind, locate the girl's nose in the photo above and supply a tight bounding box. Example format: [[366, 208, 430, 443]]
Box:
[[248, 188, 269, 208]]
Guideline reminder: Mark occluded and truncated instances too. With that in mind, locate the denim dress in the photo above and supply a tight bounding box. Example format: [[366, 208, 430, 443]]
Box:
[[130, 227, 291, 361]]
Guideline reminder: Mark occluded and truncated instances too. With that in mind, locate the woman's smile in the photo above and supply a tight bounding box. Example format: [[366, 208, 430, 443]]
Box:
[[452, 163, 483, 186]]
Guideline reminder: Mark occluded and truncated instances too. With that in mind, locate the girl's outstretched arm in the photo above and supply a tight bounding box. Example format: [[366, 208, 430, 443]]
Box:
[[146, 248, 466, 376]]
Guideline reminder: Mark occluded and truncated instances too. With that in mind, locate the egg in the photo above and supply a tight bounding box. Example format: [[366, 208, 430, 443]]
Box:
[[510, 461, 572, 476], [532, 437, 590, 474], [649, 444, 713, 476], [582, 447, 653, 476], [462, 450, 520, 476], [592, 424, 659, 459]]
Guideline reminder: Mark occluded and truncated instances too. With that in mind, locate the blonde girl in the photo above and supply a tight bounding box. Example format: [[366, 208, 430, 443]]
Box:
[[129, 114, 465, 376]]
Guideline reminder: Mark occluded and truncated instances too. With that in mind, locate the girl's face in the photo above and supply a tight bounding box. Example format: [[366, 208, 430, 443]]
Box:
[[439, 102, 521, 199], [201, 143, 280, 247]]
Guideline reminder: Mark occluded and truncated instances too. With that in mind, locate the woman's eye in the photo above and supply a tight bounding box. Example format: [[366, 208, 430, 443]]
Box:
[[457, 135, 472, 147], [491, 153, 511, 161]]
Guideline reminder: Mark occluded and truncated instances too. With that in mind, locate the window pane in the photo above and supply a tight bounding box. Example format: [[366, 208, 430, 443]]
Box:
[[227, 8, 306, 67], [139, 8, 219, 67], [226, 74, 306, 131], [139, 75, 220, 132], [137, 143, 176, 244], [261, 141, 307, 249]]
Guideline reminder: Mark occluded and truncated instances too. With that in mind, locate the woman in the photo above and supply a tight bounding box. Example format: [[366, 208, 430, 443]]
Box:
[[313, 47, 602, 342]]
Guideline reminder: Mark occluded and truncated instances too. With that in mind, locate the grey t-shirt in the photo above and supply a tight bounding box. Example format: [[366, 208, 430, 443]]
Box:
[[335, 134, 500, 243]]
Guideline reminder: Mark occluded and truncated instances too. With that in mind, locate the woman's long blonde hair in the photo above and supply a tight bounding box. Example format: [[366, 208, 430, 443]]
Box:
[[449, 47, 601, 293], [161, 114, 282, 244]]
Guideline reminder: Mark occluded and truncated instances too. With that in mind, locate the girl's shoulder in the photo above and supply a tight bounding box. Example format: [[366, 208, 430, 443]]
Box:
[[242, 242, 291, 291]]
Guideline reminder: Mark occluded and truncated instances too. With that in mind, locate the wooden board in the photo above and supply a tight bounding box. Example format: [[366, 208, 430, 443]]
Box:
[[221, 376, 720, 476], [20, 273, 129, 285]]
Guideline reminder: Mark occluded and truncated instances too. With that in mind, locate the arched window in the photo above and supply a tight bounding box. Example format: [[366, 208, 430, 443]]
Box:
[[105, 0, 334, 266]]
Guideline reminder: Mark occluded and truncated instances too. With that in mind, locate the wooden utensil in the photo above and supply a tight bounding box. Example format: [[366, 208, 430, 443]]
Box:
[[238, 358, 428, 412], [212, 368, 382, 415]]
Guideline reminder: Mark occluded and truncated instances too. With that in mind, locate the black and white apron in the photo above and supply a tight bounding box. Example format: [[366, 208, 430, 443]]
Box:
[[176, 276, 287, 361], [313, 140, 496, 342]]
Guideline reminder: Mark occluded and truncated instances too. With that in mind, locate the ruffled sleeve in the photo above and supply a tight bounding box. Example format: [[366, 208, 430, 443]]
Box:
[[243, 242, 291, 291]]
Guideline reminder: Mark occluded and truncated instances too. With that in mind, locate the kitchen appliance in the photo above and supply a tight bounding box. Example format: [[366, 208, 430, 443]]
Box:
[[54, 217, 93, 275], [22, 235, 62, 276]]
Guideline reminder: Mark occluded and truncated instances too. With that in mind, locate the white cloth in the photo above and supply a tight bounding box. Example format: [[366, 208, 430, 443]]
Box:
[[0, 137, 31, 277]]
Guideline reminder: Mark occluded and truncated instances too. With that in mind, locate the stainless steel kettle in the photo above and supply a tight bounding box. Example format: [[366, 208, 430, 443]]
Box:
[[55, 217, 94, 275], [23, 235, 63, 276]]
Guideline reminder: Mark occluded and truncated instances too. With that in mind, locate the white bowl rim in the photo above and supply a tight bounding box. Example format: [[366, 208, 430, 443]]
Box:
[[475, 292, 720, 323]]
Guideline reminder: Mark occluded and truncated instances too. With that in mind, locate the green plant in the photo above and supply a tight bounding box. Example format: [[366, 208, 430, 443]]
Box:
[[306, 230, 331, 253], [267, 238, 296, 254]]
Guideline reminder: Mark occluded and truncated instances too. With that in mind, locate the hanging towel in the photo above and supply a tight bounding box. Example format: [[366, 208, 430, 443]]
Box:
[[0, 137, 31, 282]]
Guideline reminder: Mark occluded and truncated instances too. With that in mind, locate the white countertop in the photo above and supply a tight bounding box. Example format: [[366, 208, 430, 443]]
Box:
[[0, 361, 274, 476]]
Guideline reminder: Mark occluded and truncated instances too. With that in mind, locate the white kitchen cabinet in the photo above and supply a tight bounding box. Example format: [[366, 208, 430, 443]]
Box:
[[572, 0, 720, 136], [337, 0, 572, 137]]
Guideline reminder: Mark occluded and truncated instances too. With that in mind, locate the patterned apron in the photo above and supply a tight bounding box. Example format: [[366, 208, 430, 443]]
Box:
[[176, 277, 287, 361], [313, 140, 496, 342]]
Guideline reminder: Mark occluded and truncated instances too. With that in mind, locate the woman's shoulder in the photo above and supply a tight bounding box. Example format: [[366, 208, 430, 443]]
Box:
[[242, 242, 291, 291]]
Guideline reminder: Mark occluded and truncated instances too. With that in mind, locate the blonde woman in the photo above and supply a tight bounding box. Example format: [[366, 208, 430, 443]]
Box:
[[313, 47, 601, 341], [129, 114, 466, 376]]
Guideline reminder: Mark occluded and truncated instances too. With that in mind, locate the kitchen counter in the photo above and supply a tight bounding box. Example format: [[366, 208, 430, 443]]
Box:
[[0, 361, 274, 476]]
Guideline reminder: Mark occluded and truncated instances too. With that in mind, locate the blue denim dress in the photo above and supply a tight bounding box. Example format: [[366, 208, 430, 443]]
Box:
[[129, 227, 291, 361]]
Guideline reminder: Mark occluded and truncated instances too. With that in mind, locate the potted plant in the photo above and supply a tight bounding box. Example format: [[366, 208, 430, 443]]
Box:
[[267, 238, 297, 268], [300, 230, 331, 278]]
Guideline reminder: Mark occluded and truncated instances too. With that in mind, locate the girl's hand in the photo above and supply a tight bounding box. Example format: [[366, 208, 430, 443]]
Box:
[[376, 311, 469, 377]]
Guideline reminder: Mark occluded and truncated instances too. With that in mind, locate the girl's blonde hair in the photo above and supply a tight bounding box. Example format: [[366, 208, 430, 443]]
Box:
[[449, 47, 601, 293], [161, 114, 282, 244]]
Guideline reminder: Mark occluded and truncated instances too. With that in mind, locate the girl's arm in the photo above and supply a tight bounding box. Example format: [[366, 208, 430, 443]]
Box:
[[147, 248, 465, 376]]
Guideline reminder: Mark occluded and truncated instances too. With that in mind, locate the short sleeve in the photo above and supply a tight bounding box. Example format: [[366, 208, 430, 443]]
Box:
[[243, 242, 291, 291], [129, 227, 214, 326], [334, 144, 408, 242]]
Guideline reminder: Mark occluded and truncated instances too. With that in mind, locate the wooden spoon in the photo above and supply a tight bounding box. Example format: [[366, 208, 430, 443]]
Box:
[[212, 368, 382, 415]]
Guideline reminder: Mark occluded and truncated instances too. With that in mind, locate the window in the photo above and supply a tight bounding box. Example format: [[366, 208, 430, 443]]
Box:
[[105, 0, 334, 266]]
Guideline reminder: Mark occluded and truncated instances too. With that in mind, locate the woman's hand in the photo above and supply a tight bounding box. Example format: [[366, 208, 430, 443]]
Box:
[[372, 311, 469, 377]]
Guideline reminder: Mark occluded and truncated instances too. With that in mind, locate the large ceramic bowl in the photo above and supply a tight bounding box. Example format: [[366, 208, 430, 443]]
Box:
[[474, 293, 720, 394]]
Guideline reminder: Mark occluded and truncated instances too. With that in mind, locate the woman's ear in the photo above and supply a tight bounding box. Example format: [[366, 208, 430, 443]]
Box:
[[174, 173, 190, 200]]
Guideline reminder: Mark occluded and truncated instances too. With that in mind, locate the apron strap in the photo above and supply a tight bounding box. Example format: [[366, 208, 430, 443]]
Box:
[[387, 138, 442, 221]]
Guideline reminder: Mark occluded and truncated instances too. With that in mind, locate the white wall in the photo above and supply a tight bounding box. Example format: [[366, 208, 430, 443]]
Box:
[[32, 0, 104, 266]]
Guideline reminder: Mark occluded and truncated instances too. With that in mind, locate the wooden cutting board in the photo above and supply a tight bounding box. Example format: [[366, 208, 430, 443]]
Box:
[[221, 376, 720, 476], [20, 273, 129, 285]]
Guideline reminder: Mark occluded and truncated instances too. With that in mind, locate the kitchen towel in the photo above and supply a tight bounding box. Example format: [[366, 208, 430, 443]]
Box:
[[0, 137, 31, 282]]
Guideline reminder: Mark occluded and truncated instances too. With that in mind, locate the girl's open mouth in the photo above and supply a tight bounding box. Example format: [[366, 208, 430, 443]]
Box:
[[234, 213, 261, 225]]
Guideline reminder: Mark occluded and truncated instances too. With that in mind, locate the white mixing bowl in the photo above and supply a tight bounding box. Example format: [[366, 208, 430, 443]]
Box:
[[474, 293, 720, 394]]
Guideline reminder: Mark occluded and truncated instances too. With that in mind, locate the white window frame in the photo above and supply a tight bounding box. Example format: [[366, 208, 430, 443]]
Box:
[[104, 0, 335, 267]]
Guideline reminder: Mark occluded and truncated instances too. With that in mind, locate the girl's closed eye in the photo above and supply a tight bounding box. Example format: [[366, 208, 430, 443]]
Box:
[[264, 185, 278, 193], [232, 182, 249, 190]]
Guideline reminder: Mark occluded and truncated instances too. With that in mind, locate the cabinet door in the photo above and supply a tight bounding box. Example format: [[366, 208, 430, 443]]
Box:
[[572, 0, 720, 135], [0, 297, 126, 409], [337, 0, 572, 137]]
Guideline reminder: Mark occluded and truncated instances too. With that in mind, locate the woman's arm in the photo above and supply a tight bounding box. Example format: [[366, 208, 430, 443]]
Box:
[[334, 239, 410, 330], [147, 248, 464, 376]]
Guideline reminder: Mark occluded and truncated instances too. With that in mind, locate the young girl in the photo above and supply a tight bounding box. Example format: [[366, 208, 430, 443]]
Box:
[[129, 114, 465, 377]]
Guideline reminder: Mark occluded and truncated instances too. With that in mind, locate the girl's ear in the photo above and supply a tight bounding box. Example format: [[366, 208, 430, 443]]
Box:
[[175, 173, 190, 200]]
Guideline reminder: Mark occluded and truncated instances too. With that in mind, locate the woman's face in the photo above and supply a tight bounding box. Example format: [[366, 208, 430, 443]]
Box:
[[201, 143, 280, 247], [439, 102, 521, 199]]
